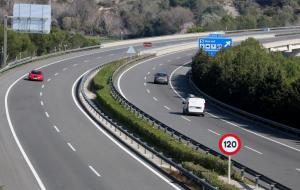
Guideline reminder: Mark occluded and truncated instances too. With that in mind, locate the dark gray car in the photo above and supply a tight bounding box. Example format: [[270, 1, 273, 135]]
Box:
[[154, 72, 169, 84]]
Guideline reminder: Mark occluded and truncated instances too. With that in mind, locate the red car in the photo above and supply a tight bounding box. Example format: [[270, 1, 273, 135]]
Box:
[[28, 70, 44, 81]]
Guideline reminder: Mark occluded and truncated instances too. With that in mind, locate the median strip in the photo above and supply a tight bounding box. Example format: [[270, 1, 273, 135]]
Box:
[[87, 58, 249, 190]]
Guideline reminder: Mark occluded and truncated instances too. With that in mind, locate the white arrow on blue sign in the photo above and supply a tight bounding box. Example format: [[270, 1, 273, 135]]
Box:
[[198, 35, 233, 57]]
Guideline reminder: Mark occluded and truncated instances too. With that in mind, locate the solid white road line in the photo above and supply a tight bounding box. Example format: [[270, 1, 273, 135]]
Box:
[[208, 129, 221, 136], [53, 125, 60, 133], [67, 143, 76, 152], [45, 112, 50, 118], [153, 97, 158, 102], [6, 77, 47, 190], [41, 84, 45, 89], [72, 73, 180, 190], [63, 67, 68, 71], [146, 89, 150, 94], [169, 61, 191, 101], [169, 62, 300, 153], [89, 165, 101, 177], [47, 78, 51, 82], [4, 46, 132, 190], [54, 73, 59, 76], [164, 106, 171, 111], [40, 101, 44, 106], [244, 146, 263, 155], [40, 92, 43, 96], [181, 116, 191, 122]]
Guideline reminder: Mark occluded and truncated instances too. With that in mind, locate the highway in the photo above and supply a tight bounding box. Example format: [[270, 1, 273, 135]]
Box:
[[0, 29, 299, 189], [1, 47, 184, 190], [117, 50, 300, 188]]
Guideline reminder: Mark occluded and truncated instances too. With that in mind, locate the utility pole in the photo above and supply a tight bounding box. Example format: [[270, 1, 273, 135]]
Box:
[[3, 15, 8, 68]]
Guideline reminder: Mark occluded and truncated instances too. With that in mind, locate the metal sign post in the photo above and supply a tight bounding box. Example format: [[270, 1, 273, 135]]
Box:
[[1, 3, 51, 68], [2, 16, 8, 68], [219, 134, 242, 184]]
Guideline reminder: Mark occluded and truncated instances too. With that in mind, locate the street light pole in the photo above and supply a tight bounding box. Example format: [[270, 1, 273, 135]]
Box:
[[3, 15, 8, 68]]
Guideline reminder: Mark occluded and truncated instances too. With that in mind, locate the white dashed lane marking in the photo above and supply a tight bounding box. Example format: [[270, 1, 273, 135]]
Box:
[[144, 76, 147, 80], [72, 63, 78, 67], [47, 78, 51, 82], [40, 101, 44, 106], [54, 73, 59, 76], [208, 129, 220, 136], [244, 146, 263, 155], [40, 92, 42, 96], [296, 168, 300, 172], [181, 116, 191, 122], [146, 89, 150, 94], [53, 125, 60, 133], [152, 67, 156, 70], [89, 165, 101, 177], [41, 85, 45, 89], [164, 106, 170, 111], [67, 143, 76, 152], [176, 56, 181, 59], [96, 56, 102, 59], [153, 97, 158, 102], [45, 112, 50, 118], [147, 72, 150, 75], [63, 67, 68, 71], [84, 60, 89, 63]]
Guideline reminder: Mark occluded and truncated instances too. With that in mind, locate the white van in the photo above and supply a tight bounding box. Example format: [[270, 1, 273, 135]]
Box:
[[182, 95, 205, 116]]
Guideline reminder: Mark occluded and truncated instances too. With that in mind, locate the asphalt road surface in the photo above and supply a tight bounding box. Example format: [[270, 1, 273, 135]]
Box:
[[117, 49, 300, 189]]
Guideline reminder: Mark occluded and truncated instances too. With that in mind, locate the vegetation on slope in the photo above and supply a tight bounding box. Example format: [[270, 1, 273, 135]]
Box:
[[0, 27, 99, 63], [191, 38, 300, 128], [1, 0, 300, 37]]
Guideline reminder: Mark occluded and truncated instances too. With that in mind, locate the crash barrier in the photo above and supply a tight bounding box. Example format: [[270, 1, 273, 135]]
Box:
[[111, 60, 292, 190], [77, 56, 218, 190], [188, 72, 300, 138]]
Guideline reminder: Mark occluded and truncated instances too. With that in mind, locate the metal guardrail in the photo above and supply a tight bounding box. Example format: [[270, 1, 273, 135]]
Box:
[[77, 57, 218, 190], [225, 25, 300, 34], [0, 45, 101, 74], [188, 72, 300, 138], [110, 61, 292, 190]]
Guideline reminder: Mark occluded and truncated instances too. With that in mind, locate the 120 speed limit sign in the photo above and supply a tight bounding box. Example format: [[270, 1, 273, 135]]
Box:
[[218, 134, 242, 156]]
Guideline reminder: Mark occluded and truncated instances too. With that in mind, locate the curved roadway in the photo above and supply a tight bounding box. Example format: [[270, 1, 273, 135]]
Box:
[[117, 49, 300, 188], [0, 29, 299, 189]]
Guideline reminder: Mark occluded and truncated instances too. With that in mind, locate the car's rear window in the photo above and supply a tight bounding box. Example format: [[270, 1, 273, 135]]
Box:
[[31, 71, 41, 74], [156, 73, 167, 77]]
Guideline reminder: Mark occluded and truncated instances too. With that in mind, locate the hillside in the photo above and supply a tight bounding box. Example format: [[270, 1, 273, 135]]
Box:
[[0, 0, 300, 38]]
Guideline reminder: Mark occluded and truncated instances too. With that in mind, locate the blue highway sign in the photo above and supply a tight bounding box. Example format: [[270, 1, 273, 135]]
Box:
[[198, 35, 232, 56]]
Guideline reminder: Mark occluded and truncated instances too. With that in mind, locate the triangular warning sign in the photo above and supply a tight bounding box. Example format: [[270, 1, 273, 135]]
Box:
[[127, 46, 136, 54]]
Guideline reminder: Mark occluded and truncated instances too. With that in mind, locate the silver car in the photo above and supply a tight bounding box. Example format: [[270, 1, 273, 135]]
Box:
[[154, 72, 169, 84]]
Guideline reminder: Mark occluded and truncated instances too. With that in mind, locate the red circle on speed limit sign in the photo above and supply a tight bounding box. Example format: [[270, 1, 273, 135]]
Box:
[[218, 134, 242, 156]]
